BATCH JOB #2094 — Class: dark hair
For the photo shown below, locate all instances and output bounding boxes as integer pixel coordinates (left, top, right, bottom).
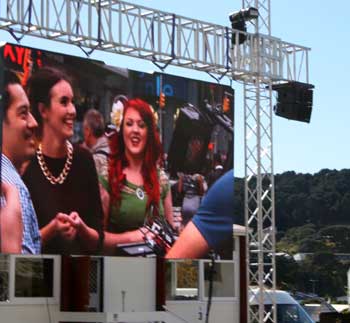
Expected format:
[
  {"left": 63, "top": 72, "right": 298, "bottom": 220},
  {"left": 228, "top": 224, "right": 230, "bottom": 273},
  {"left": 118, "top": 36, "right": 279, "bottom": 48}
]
[
  {"left": 83, "top": 109, "right": 105, "bottom": 138},
  {"left": 3, "top": 70, "right": 21, "bottom": 118},
  {"left": 109, "top": 98, "right": 162, "bottom": 216},
  {"left": 26, "top": 66, "right": 72, "bottom": 132}
]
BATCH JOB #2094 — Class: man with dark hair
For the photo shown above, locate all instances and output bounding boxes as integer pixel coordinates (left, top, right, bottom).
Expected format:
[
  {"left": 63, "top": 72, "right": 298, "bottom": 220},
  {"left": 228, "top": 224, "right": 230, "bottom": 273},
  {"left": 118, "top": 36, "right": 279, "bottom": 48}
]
[
  {"left": 1, "top": 70, "right": 41, "bottom": 253},
  {"left": 82, "top": 108, "right": 109, "bottom": 181}
]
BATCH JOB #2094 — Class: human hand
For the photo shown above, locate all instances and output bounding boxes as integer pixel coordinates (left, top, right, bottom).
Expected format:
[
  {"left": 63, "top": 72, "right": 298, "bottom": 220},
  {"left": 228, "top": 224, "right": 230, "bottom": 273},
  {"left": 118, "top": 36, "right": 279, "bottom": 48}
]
[
  {"left": 55, "top": 212, "right": 77, "bottom": 241},
  {"left": 66, "top": 212, "right": 88, "bottom": 238},
  {"left": 121, "top": 227, "right": 155, "bottom": 243},
  {"left": 138, "top": 227, "right": 155, "bottom": 242},
  {"left": 99, "top": 183, "right": 110, "bottom": 229},
  {"left": 68, "top": 211, "right": 82, "bottom": 228}
]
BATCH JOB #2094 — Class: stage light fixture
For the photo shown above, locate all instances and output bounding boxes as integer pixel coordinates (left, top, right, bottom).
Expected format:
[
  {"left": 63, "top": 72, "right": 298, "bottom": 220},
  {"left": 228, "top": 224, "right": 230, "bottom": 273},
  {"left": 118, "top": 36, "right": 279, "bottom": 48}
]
[
  {"left": 229, "top": 7, "right": 258, "bottom": 45},
  {"left": 272, "top": 81, "right": 315, "bottom": 123}
]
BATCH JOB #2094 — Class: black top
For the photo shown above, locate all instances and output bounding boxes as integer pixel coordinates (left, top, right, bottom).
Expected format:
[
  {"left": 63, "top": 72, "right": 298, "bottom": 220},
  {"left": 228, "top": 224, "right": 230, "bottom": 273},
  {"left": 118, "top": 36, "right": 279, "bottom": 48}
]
[{"left": 23, "top": 145, "right": 104, "bottom": 255}]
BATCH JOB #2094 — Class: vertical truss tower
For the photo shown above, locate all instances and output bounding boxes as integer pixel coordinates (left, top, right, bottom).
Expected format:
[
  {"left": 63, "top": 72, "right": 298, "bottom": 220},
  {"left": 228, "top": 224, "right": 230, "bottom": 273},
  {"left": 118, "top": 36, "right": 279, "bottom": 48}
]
[
  {"left": 242, "top": 1, "right": 276, "bottom": 322},
  {"left": 0, "top": 1, "right": 311, "bottom": 322}
]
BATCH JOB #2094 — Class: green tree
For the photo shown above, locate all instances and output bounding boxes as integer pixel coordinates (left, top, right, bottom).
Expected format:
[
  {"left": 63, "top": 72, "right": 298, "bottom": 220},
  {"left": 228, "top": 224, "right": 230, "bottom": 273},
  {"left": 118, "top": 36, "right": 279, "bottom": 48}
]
[
  {"left": 276, "top": 255, "right": 299, "bottom": 291},
  {"left": 276, "top": 224, "right": 317, "bottom": 254},
  {"left": 318, "top": 225, "right": 350, "bottom": 252},
  {"left": 301, "top": 252, "right": 347, "bottom": 298}
]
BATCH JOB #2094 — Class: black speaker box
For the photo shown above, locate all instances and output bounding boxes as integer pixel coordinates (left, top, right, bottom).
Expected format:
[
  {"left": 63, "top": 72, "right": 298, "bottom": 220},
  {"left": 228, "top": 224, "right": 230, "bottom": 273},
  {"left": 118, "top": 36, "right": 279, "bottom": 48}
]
[
  {"left": 272, "top": 81, "right": 314, "bottom": 123},
  {"left": 274, "top": 102, "right": 312, "bottom": 123}
]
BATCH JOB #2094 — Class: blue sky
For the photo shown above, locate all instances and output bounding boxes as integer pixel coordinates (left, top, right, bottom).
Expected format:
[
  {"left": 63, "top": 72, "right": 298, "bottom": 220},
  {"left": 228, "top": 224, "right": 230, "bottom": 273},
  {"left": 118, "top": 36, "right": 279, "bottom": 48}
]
[{"left": 1, "top": 0, "right": 349, "bottom": 177}]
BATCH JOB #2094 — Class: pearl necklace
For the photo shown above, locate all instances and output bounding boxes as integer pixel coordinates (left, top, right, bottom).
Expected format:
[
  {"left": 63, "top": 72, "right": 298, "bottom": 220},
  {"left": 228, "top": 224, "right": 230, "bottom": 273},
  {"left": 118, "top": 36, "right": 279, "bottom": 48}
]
[{"left": 36, "top": 141, "right": 73, "bottom": 185}]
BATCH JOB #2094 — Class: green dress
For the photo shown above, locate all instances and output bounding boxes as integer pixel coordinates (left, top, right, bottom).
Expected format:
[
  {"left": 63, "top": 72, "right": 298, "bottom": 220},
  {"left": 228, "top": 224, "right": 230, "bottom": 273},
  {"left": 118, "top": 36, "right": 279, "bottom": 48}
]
[{"left": 103, "top": 169, "right": 170, "bottom": 233}]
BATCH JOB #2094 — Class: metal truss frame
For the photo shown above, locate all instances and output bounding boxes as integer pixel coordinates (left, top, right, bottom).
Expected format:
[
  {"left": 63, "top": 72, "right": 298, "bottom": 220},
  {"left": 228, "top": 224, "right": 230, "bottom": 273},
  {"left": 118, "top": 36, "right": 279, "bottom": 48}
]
[
  {"left": 0, "top": 1, "right": 311, "bottom": 323},
  {"left": 244, "top": 0, "right": 271, "bottom": 35},
  {"left": 244, "top": 78, "right": 277, "bottom": 323},
  {"left": 0, "top": 0, "right": 309, "bottom": 82},
  {"left": 243, "top": 1, "right": 276, "bottom": 322}
]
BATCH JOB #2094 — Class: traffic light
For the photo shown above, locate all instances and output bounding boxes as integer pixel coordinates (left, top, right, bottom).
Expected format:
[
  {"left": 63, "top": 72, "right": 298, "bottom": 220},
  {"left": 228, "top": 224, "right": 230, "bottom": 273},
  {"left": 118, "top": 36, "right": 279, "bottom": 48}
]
[
  {"left": 159, "top": 92, "right": 166, "bottom": 108},
  {"left": 223, "top": 96, "right": 230, "bottom": 112}
]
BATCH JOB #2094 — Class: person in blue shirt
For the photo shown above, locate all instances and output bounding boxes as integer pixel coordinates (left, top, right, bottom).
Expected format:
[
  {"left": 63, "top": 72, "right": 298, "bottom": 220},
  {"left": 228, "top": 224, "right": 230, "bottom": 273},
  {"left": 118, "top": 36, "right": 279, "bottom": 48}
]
[
  {"left": 1, "top": 70, "right": 41, "bottom": 254},
  {"left": 166, "top": 169, "right": 234, "bottom": 258}
]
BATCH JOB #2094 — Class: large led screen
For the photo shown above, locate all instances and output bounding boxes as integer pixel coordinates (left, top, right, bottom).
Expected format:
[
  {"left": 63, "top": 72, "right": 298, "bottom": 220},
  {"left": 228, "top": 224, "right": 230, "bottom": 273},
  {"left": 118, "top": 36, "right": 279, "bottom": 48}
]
[{"left": 0, "top": 43, "right": 234, "bottom": 259}]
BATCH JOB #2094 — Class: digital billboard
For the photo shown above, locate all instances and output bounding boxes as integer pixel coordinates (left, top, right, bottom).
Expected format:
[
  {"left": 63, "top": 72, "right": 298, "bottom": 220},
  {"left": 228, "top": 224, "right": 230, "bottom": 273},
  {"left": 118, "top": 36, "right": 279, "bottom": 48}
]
[{"left": 0, "top": 42, "right": 234, "bottom": 259}]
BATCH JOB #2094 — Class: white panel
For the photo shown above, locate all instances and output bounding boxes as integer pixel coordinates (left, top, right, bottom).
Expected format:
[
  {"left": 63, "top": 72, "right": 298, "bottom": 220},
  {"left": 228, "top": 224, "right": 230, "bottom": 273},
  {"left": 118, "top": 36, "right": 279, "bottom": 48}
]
[
  {"left": 103, "top": 257, "right": 156, "bottom": 312},
  {"left": 0, "top": 304, "right": 60, "bottom": 323}
]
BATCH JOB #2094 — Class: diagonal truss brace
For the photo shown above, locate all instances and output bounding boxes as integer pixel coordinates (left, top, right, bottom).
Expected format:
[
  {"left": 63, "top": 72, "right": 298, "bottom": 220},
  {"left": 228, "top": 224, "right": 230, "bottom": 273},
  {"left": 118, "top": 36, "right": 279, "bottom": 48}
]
[{"left": 0, "top": 0, "right": 309, "bottom": 83}]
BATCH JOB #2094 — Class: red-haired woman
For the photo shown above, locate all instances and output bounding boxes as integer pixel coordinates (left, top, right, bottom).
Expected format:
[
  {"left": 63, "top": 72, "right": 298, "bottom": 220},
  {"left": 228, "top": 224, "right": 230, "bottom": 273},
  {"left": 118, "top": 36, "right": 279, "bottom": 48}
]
[{"left": 102, "top": 98, "right": 174, "bottom": 254}]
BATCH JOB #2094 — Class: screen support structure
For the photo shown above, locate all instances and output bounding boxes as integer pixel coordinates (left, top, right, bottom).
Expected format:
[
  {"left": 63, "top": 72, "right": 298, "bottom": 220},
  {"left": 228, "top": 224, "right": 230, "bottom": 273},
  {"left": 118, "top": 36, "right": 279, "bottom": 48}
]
[
  {"left": 243, "top": 2, "right": 276, "bottom": 323},
  {"left": 0, "top": 1, "right": 310, "bottom": 322}
]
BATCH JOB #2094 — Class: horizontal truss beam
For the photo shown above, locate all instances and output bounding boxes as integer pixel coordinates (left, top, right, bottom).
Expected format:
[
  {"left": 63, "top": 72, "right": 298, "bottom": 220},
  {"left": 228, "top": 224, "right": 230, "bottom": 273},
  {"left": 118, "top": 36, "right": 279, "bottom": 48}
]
[{"left": 0, "top": 0, "right": 309, "bottom": 83}]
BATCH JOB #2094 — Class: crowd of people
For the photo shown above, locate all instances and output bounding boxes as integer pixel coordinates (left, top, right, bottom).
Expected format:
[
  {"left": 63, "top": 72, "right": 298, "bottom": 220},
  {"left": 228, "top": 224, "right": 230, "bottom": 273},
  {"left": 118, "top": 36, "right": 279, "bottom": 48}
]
[{"left": 0, "top": 66, "right": 234, "bottom": 259}]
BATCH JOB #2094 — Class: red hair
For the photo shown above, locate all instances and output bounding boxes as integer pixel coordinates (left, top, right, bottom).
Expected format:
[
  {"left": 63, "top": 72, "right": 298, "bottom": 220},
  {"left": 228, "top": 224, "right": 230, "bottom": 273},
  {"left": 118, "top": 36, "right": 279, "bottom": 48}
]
[{"left": 108, "top": 98, "right": 162, "bottom": 217}]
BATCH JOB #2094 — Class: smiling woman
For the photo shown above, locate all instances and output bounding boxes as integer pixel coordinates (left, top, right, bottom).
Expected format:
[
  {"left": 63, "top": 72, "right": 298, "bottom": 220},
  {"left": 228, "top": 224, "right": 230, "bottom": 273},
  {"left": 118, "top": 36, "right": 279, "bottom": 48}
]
[
  {"left": 102, "top": 98, "right": 174, "bottom": 255},
  {"left": 22, "top": 67, "right": 104, "bottom": 255}
]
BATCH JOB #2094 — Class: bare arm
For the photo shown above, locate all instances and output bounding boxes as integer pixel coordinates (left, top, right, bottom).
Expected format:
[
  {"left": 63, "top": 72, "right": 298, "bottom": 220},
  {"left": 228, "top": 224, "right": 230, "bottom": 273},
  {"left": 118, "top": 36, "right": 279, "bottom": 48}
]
[
  {"left": 197, "top": 174, "right": 205, "bottom": 196},
  {"left": 40, "top": 212, "right": 77, "bottom": 246},
  {"left": 0, "top": 183, "right": 22, "bottom": 253},
  {"left": 167, "top": 170, "right": 234, "bottom": 259},
  {"left": 165, "top": 221, "right": 209, "bottom": 259},
  {"left": 163, "top": 189, "right": 174, "bottom": 227},
  {"left": 40, "top": 221, "right": 57, "bottom": 246},
  {"left": 43, "top": 211, "right": 104, "bottom": 253},
  {"left": 68, "top": 212, "right": 100, "bottom": 251},
  {"left": 99, "top": 183, "right": 110, "bottom": 230},
  {"left": 177, "top": 174, "right": 183, "bottom": 194}
]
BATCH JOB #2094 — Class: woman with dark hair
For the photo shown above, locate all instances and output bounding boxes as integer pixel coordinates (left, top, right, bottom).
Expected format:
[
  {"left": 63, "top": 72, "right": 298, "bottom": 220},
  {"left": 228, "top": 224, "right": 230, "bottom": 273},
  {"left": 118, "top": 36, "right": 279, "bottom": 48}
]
[
  {"left": 102, "top": 98, "right": 174, "bottom": 253},
  {"left": 23, "top": 66, "right": 104, "bottom": 255}
]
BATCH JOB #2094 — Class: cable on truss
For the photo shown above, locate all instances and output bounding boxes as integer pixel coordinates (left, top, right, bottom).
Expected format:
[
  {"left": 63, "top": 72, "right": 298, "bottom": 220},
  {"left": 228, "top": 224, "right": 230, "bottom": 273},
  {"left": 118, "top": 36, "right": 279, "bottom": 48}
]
[
  {"left": 205, "top": 72, "right": 221, "bottom": 84},
  {"left": 205, "top": 27, "right": 232, "bottom": 84},
  {"left": 151, "top": 14, "right": 176, "bottom": 71},
  {"left": 7, "top": 0, "right": 33, "bottom": 43},
  {"left": 76, "top": 0, "right": 103, "bottom": 57}
]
